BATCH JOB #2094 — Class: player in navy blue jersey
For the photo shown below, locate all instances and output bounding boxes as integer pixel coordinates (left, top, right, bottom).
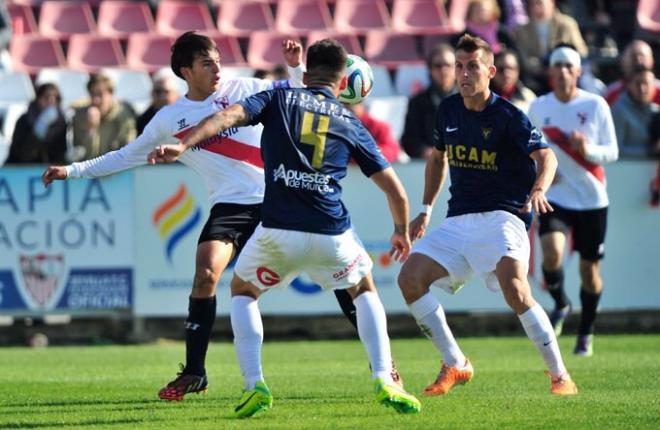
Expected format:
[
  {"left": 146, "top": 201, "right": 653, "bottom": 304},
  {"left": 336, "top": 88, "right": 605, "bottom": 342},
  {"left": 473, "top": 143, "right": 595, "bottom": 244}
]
[
  {"left": 397, "top": 34, "right": 578, "bottom": 396},
  {"left": 148, "top": 39, "right": 421, "bottom": 417}
]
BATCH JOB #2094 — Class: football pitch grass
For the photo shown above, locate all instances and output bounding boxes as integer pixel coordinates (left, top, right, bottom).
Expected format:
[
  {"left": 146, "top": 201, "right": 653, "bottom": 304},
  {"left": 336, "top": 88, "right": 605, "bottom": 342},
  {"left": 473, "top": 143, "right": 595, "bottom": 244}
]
[{"left": 1, "top": 334, "right": 658, "bottom": 429}]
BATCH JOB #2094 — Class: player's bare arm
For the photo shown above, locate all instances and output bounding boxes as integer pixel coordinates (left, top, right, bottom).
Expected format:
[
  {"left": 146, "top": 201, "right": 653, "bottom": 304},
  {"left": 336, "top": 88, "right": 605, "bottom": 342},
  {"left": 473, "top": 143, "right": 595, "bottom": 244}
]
[
  {"left": 41, "top": 165, "right": 68, "bottom": 187},
  {"left": 370, "top": 167, "right": 411, "bottom": 262},
  {"left": 410, "top": 148, "right": 447, "bottom": 240},
  {"left": 522, "top": 147, "right": 557, "bottom": 214},
  {"left": 147, "top": 104, "right": 249, "bottom": 164}
]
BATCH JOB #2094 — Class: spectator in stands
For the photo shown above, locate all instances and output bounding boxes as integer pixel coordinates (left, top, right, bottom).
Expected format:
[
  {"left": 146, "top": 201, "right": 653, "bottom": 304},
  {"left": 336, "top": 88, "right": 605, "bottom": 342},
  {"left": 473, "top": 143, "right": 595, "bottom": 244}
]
[
  {"left": 0, "top": 2, "right": 12, "bottom": 71},
  {"left": 254, "top": 65, "right": 288, "bottom": 81},
  {"left": 401, "top": 43, "right": 456, "bottom": 159},
  {"left": 137, "top": 68, "right": 180, "bottom": 135},
  {"left": 0, "top": 2, "right": 11, "bottom": 49},
  {"left": 499, "top": 0, "right": 528, "bottom": 30},
  {"left": 651, "top": 112, "right": 660, "bottom": 159},
  {"left": 71, "top": 73, "right": 137, "bottom": 160},
  {"left": 491, "top": 49, "right": 536, "bottom": 112},
  {"left": 513, "top": 0, "right": 587, "bottom": 94},
  {"left": 6, "top": 83, "right": 67, "bottom": 164},
  {"left": 452, "top": 0, "right": 515, "bottom": 55},
  {"left": 346, "top": 102, "right": 401, "bottom": 163},
  {"left": 611, "top": 66, "right": 660, "bottom": 159},
  {"left": 604, "top": 40, "right": 660, "bottom": 106}
]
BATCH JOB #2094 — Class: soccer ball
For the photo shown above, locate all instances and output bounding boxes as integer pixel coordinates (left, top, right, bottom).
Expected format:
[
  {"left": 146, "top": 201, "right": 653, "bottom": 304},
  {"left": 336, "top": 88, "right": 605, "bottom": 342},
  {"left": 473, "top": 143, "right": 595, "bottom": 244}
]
[{"left": 338, "top": 54, "right": 374, "bottom": 105}]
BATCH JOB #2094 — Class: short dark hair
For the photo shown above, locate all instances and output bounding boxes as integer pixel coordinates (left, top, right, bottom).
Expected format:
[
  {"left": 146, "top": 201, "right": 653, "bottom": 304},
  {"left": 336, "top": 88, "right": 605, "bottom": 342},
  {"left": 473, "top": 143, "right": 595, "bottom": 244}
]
[
  {"left": 426, "top": 42, "right": 454, "bottom": 69},
  {"left": 306, "top": 38, "right": 347, "bottom": 82},
  {"left": 494, "top": 49, "right": 519, "bottom": 67},
  {"left": 35, "top": 82, "right": 61, "bottom": 103},
  {"left": 170, "top": 31, "right": 217, "bottom": 79},
  {"left": 87, "top": 73, "right": 113, "bottom": 94},
  {"left": 455, "top": 34, "right": 494, "bottom": 65}
]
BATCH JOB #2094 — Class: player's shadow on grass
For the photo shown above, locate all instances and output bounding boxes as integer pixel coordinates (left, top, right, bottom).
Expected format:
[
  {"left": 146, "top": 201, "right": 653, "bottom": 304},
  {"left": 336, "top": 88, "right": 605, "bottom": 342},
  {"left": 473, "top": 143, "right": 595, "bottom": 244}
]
[
  {"left": 0, "top": 417, "right": 147, "bottom": 429},
  {"left": 0, "top": 398, "right": 160, "bottom": 410},
  {"left": 0, "top": 393, "right": 236, "bottom": 411}
]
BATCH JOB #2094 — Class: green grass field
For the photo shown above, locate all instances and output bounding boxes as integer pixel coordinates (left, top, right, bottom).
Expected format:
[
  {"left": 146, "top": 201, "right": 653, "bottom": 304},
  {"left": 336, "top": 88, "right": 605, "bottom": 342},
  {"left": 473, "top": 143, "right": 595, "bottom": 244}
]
[{"left": 0, "top": 335, "right": 659, "bottom": 429}]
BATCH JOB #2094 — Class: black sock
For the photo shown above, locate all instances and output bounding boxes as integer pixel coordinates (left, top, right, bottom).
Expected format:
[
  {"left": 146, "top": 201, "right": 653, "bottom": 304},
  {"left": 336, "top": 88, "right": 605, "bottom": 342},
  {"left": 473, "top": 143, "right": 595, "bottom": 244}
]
[
  {"left": 543, "top": 267, "right": 570, "bottom": 309},
  {"left": 578, "top": 289, "right": 601, "bottom": 336},
  {"left": 184, "top": 296, "right": 216, "bottom": 376},
  {"left": 334, "top": 289, "right": 358, "bottom": 330}
]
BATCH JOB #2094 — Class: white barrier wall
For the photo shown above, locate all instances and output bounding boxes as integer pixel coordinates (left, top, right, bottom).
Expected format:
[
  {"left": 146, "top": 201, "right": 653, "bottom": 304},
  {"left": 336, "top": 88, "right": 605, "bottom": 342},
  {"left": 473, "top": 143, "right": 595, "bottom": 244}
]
[{"left": 1, "top": 161, "right": 658, "bottom": 316}]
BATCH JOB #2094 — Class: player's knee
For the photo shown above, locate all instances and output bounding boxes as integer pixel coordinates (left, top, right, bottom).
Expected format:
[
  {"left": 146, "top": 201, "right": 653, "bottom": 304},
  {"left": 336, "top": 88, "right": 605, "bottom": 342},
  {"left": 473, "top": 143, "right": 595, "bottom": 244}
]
[
  {"left": 397, "top": 267, "right": 427, "bottom": 301},
  {"left": 230, "top": 274, "right": 260, "bottom": 299},
  {"left": 193, "top": 267, "right": 220, "bottom": 296},
  {"left": 503, "top": 287, "right": 531, "bottom": 314},
  {"left": 542, "top": 250, "right": 562, "bottom": 270}
]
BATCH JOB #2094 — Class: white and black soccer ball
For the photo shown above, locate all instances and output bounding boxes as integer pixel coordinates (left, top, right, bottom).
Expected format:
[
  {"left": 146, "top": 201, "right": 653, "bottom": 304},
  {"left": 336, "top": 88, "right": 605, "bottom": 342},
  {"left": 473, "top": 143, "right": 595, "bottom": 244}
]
[{"left": 338, "top": 54, "right": 374, "bottom": 105}]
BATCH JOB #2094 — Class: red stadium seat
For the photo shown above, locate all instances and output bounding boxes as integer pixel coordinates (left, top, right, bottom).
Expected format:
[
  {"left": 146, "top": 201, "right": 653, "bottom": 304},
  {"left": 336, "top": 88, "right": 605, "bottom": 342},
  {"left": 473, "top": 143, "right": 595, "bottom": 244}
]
[
  {"left": 637, "top": 0, "right": 660, "bottom": 34},
  {"left": 67, "top": 34, "right": 126, "bottom": 72},
  {"left": 391, "top": 0, "right": 454, "bottom": 35},
  {"left": 5, "top": 0, "right": 44, "bottom": 6},
  {"left": 216, "top": 0, "right": 275, "bottom": 38},
  {"left": 7, "top": 4, "right": 38, "bottom": 35},
  {"left": 306, "top": 30, "right": 363, "bottom": 57},
  {"left": 334, "top": 0, "right": 390, "bottom": 34},
  {"left": 9, "top": 34, "right": 66, "bottom": 75},
  {"left": 126, "top": 33, "right": 174, "bottom": 73},
  {"left": 364, "top": 31, "right": 421, "bottom": 69},
  {"left": 97, "top": 1, "right": 155, "bottom": 39},
  {"left": 203, "top": 31, "right": 247, "bottom": 66},
  {"left": 275, "top": 0, "right": 333, "bottom": 36},
  {"left": 247, "top": 31, "right": 301, "bottom": 70},
  {"left": 38, "top": 1, "right": 96, "bottom": 41},
  {"left": 156, "top": 0, "right": 215, "bottom": 37}
]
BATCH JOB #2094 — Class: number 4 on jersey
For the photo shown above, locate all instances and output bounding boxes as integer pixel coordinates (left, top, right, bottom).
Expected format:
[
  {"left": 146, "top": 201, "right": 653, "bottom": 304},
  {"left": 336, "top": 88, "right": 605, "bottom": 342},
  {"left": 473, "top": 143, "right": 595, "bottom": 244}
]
[{"left": 300, "top": 111, "right": 329, "bottom": 168}]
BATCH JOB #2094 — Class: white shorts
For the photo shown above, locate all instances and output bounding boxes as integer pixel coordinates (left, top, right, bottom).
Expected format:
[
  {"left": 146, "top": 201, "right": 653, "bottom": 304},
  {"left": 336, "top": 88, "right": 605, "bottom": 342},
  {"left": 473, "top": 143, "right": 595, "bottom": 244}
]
[
  {"left": 411, "top": 210, "right": 529, "bottom": 293},
  {"left": 234, "top": 224, "right": 373, "bottom": 290}
]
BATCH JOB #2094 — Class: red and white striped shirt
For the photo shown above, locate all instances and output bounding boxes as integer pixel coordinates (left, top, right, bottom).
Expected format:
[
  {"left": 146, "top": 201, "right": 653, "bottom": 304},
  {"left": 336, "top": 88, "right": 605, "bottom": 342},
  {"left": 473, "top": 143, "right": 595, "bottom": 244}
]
[
  {"left": 528, "top": 89, "right": 618, "bottom": 210},
  {"left": 67, "top": 72, "right": 302, "bottom": 206}
]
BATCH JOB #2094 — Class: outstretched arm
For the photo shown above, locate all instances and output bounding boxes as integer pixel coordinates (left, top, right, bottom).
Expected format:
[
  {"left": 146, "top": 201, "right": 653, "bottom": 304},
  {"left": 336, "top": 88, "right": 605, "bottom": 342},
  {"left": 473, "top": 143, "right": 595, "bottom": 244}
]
[
  {"left": 410, "top": 147, "right": 447, "bottom": 240},
  {"left": 369, "top": 166, "right": 411, "bottom": 262},
  {"left": 147, "top": 103, "right": 249, "bottom": 164},
  {"left": 521, "top": 147, "right": 557, "bottom": 214}
]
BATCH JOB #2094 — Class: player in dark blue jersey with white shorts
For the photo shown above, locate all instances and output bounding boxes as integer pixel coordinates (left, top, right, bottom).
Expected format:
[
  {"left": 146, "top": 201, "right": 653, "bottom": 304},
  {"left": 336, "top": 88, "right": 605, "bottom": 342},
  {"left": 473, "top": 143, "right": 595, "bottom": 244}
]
[
  {"left": 148, "top": 39, "right": 421, "bottom": 417},
  {"left": 397, "top": 35, "right": 578, "bottom": 396}
]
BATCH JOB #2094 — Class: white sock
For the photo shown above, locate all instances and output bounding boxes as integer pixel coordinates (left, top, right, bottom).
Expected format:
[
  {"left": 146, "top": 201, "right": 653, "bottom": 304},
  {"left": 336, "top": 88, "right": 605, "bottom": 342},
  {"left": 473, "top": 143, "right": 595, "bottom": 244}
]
[
  {"left": 408, "top": 292, "right": 465, "bottom": 367},
  {"left": 353, "top": 291, "right": 393, "bottom": 382},
  {"left": 230, "top": 295, "right": 264, "bottom": 390},
  {"left": 518, "top": 303, "right": 567, "bottom": 378}
]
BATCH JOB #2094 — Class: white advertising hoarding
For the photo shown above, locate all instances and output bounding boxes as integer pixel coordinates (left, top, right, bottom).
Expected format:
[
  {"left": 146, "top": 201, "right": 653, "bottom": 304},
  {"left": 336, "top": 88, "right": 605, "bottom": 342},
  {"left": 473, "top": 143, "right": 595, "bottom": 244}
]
[{"left": 131, "top": 161, "right": 660, "bottom": 315}]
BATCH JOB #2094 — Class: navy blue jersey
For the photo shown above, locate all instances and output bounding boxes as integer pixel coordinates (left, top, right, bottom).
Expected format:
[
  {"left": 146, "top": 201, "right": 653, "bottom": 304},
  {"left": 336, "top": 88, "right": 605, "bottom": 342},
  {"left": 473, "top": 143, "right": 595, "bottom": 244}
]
[
  {"left": 432, "top": 93, "right": 547, "bottom": 228},
  {"left": 238, "top": 87, "right": 390, "bottom": 235}
]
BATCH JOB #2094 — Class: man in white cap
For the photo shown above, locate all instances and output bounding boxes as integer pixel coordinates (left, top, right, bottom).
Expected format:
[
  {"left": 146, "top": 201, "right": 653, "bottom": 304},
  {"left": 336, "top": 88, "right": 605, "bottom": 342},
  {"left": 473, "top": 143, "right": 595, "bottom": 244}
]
[{"left": 528, "top": 44, "right": 618, "bottom": 357}]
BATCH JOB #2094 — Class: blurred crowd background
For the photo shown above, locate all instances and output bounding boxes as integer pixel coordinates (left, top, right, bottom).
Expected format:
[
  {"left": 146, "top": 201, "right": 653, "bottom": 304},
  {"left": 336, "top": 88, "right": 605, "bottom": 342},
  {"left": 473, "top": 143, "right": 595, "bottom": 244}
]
[{"left": 0, "top": 0, "right": 659, "bottom": 166}]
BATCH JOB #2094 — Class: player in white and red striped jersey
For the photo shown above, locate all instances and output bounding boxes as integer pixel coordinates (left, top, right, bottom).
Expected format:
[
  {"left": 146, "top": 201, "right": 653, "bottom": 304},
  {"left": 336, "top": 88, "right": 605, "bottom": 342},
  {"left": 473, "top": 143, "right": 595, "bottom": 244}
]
[
  {"left": 41, "top": 31, "right": 305, "bottom": 400},
  {"left": 528, "top": 44, "right": 618, "bottom": 357}
]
